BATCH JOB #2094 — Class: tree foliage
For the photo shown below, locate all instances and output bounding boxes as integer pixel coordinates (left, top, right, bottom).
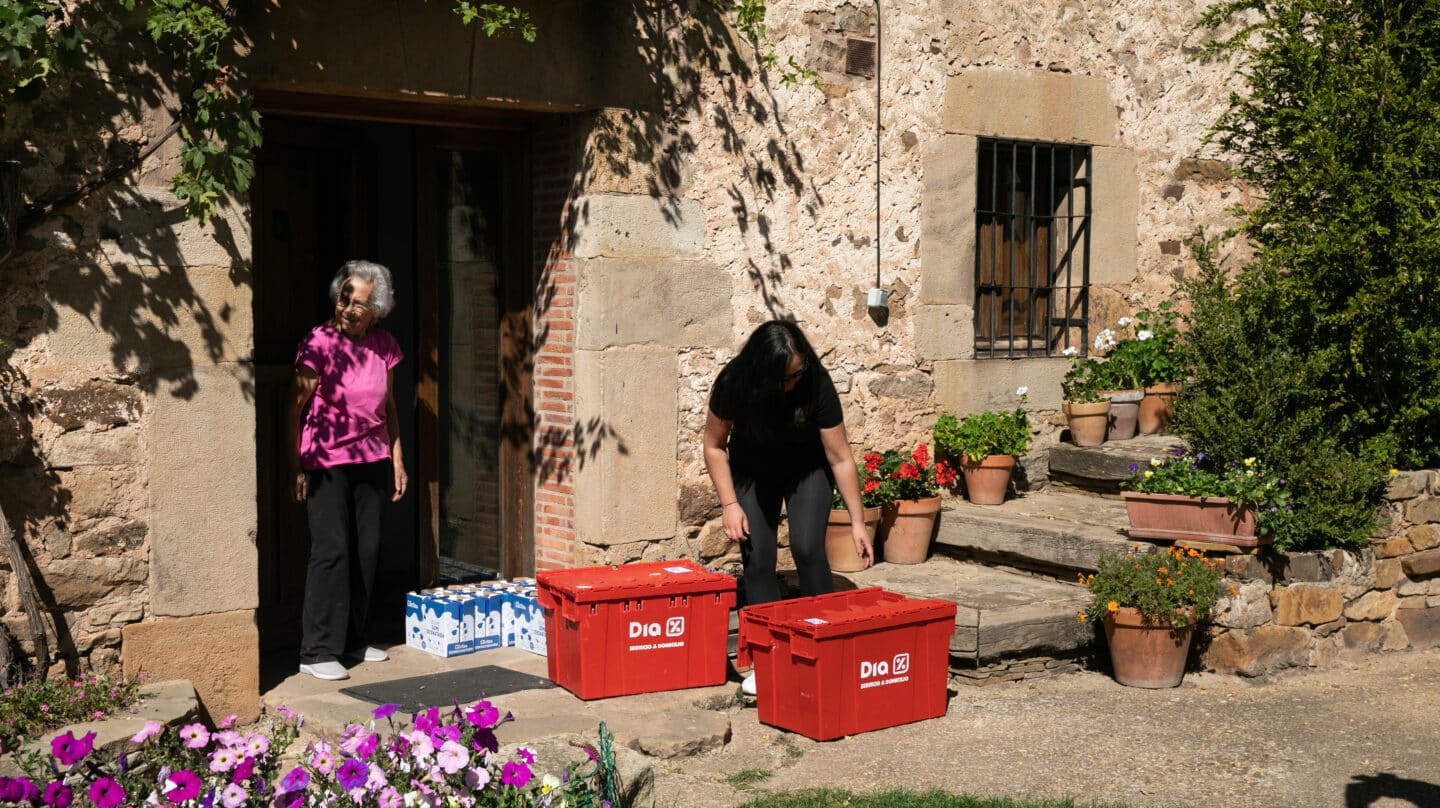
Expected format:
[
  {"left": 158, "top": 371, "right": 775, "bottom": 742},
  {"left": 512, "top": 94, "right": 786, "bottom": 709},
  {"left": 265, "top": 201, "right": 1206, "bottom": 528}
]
[{"left": 1198, "top": 0, "right": 1440, "bottom": 469}]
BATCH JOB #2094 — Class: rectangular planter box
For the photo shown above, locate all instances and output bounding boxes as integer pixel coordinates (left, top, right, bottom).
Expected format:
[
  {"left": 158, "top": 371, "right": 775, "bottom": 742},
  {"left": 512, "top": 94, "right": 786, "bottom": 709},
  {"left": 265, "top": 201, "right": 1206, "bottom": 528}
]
[{"left": 1121, "top": 491, "right": 1267, "bottom": 548}]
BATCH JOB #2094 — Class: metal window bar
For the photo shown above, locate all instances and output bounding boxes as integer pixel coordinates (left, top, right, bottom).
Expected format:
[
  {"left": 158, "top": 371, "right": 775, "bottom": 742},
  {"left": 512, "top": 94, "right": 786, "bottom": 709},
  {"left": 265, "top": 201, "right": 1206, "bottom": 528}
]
[{"left": 974, "top": 138, "right": 1092, "bottom": 359}]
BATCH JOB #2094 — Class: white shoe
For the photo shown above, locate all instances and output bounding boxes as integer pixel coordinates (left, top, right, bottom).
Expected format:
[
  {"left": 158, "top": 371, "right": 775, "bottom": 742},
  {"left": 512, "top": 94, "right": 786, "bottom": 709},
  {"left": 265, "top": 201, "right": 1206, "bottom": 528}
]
[
  {"left": 345, "top": 646, "right": 389, "bottom": 663},
  {"left": 741, "top": 672, "right": 757, "bottom": 697},
  {"left": 299, "top": 661, "right": 350, "bottom": 681}
]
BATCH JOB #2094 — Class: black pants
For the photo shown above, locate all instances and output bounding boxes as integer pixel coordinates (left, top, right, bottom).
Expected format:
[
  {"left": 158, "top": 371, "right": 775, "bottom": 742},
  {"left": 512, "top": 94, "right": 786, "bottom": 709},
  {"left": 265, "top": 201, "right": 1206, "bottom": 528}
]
[
  {"left": 301, "top": 460, "right": 389, "bottom": 664},
  {"left": 735, "top": 466, "right": 834, "bottom": 607}
]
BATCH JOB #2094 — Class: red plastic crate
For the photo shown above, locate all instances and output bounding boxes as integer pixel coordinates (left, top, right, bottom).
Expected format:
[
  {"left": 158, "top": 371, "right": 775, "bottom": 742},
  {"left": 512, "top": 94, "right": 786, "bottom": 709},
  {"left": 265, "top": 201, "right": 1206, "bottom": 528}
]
[
  {"left": 738, "top": 587, "right": 957, "bottom": 740},
  {"left": 536, "top": 560, "right": 736, "bottom": 699}
]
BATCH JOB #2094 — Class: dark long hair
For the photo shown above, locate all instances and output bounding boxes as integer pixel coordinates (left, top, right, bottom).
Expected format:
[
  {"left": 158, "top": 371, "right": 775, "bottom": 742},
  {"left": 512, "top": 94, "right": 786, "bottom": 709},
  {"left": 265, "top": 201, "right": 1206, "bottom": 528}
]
[{"left": 714, "top": 320, "right": 823, "bottom": 438}]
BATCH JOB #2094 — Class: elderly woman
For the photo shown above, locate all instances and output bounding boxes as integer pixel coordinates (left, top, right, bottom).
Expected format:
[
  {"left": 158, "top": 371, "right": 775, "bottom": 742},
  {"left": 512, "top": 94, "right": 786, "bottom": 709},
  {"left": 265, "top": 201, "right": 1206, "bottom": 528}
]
[{"left": 287, "top": 260, "right": 408, "bottom": 681}]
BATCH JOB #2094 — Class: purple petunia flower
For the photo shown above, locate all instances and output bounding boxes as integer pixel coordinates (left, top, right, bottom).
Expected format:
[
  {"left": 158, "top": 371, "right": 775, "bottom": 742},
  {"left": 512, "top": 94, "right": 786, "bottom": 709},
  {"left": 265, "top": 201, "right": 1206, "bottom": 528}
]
[
  {"left": 501, "top": 761, "right": 533, "bottom": 788},
  {"left": 465, "top": 700, "right": 500, "bottom": 728},
  {"left": 50, "top": 731, "right": 96, "bottom": 766},
  {"left": 279, "top": 767, "right": 309, "bottom": 793},
  {"left": 471, "top": 727, "right": 499, "bottom": 755},
  {"left": 42, "top": 781, "right": 73, "bottom": 808},
  {"left": 373, "top": 703, "right": 400, "bottom": 721},
  {"left": 415, "top": 707, "right": 441, "bottom": 734},
  {"left": 89, "top": 777, "right": 125, "bottom": 808},
  {"left": 516, "top": 746, "right": 536, "bottom": 765},
  {"left": 1195, "top": 451, "right": 1206, "bottom": 461},
  {"left": 232, "top": 756, "right": 255, "bottom": 783},
  {"left": 166, "top": 769, "right": 202, "bottom": 802},
  {"left": 355, "top": 732, "right": 379, "bottom": 760},
  {"left": 1, "top": 778, "right": 39, "bottom": 804},
  {"left": 336, "top": 757, "right": 369, "bottom": 791}
]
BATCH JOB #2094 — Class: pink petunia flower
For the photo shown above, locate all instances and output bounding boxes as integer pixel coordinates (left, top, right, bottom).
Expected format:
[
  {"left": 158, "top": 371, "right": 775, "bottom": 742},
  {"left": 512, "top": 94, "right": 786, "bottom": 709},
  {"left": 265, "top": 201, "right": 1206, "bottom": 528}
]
[{"left": 179, "top": 723, "right": 210, "bottom": 749}]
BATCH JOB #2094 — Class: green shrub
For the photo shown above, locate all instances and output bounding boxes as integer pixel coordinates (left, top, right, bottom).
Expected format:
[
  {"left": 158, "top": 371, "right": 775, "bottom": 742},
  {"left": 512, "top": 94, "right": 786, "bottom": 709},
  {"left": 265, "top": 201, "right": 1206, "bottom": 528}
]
[
  {"left": 1173, "top": 239, "right": 1387, "bottom": 550},
  {"left": 1199, "top": 0, "right": 1440, "bottom": 469},
  {"left": 0, "top": 671, "right": 142, "bottom": 753}
]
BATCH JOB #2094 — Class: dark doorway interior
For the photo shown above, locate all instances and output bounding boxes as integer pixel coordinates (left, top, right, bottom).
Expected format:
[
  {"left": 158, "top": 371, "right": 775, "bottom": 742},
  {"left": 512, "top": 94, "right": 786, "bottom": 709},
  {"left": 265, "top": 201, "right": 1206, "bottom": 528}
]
[{"left": 253, "top": 114, "right": 533, "bottom": 665}]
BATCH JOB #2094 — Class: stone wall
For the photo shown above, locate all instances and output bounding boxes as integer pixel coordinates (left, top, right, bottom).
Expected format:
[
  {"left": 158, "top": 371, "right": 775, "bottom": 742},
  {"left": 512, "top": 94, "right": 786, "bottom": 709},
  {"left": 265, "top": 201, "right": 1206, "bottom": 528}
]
[{"left": 1203, "top": 471, "right": 1440, "bottom": 675}]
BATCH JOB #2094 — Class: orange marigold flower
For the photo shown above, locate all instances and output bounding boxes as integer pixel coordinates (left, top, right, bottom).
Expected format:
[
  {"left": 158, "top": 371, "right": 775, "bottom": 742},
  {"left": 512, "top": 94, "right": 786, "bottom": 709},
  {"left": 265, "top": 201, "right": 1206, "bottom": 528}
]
[
  {"left": 1229, "top": 585, "right": 1237, "bottom": 595},
  {"left": 1107, "top": 601, "right": 1119, "bottom": 612},
  {"left": 1157, "top": 567, "right": 1168, "bottom": 575},
  {"left": 1076, "top": 612, "right": 1086, "bottom": 622}
]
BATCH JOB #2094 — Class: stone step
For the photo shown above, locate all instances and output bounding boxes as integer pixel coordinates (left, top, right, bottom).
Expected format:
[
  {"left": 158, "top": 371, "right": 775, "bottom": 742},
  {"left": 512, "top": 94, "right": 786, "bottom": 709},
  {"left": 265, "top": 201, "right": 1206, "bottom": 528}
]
[
  {"left": 836, "top": 556, "right": 1094, "bottom": 662},
  {"left": 1047, "top": 433, "right": 1187, "bottom": 494},
  {"left": 934, "top": 488, "right": 1142, "bottom": 574}
]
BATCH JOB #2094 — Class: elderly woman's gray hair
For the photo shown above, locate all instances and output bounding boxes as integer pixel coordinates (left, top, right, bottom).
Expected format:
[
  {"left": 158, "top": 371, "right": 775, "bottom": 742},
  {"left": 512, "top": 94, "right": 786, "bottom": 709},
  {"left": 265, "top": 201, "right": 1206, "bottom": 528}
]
[{"left": 329, "top": 260, "right": 396, "bottom": 319}]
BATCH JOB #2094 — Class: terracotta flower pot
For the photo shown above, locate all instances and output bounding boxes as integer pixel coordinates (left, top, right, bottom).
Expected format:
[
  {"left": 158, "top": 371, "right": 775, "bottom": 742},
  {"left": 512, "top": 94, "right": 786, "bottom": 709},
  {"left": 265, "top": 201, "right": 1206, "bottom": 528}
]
[
  {"left": 1098, "top": 389, "right": 1144, "bottom": 441},
  {"left": 961, "top": 454, "right": 1015, "bottom": 506},
  {"left": 1103, "top": 606, "right": 1195, "bottom": 688},
  {"left": 1063, "top": 400, "right": 1111, "bottom": 447},
  {"left": 1122, "top": 491, "right": 1265, "bottom": 548},
  {"left": 879, "top": 496, "right": 941, "bottom": 564},
  {"left": 824, "top": 506, "right": 881, "bottom": 572},
  {"left": 1138, "top": 382, "right": 1180, "bottom": 434}
]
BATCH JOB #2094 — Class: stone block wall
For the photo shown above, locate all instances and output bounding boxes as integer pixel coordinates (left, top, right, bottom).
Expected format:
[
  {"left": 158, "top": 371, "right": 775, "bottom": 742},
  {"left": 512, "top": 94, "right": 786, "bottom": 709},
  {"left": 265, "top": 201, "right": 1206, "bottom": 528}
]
[{"left": 1202, "top": 471, "right": 1440, "bottom": 675}]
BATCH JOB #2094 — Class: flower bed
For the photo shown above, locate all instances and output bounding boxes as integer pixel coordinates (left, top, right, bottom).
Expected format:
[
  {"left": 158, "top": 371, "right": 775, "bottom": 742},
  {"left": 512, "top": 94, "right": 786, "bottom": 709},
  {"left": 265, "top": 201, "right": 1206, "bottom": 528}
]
[{"left": 1, "top": 697, "right": 620, "bottom": 807}]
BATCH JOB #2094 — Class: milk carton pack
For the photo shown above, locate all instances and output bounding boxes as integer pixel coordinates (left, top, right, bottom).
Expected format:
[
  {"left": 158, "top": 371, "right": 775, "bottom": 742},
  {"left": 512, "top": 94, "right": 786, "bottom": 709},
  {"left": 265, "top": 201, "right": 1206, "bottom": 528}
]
[
  {"left": 469, "top": 585, "right": 504, "bottom": 651},
  {"left": 405, "top": 589, "right": 475, "bottom": 657},
  {"left": 504, "top": 585, "right": 546, "bottom": 656}
]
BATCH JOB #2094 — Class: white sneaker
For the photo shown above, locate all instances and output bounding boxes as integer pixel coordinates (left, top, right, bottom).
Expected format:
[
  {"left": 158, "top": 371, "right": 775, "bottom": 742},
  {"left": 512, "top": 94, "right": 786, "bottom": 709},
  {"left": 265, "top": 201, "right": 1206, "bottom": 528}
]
[
  {"left": 344, "top": 646, "right": 389, "bottom": 663},
  {"left": 299, "top": 661, "right": 350, "bottom": 681},
  {"left": 741, "top": 672, "right": 757, "bottom": 697}
]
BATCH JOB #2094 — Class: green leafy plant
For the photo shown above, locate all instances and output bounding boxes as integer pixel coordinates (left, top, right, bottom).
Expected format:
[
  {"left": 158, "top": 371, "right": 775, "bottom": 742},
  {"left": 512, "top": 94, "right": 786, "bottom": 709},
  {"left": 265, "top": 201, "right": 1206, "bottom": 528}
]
[
  {"left": 877, "top": 444, "right": 956, "bottom": 501},
  {"left": 0, "top": 671, "right": 142, "bottom": 754},
  {"left": 831, "top": 453, "right": 892, "bottom": 510},
  {"left": 1081, "top": 545, "right": 1225, "bottom": 630},
  {"left": 1174, "top": 235, "right": 1389, "bottom": 551},
  {"left": 0, "top": 0, "right": 81, "bottom": 104},
  {"left": 1123, "top": 448, "right": 1295, "bottom": 543},
  {"left": 933, "top": 391, "right": 1031, "bottom": 464},
  {"left": 1089, "top": 305, "right": 1184, "bottom": 391},
  {"left": 454, "top": 3, "right": 537, "bottom": 41},
  {"left": 1061, "top": 353, "right": 1107, "bottom": 404}
]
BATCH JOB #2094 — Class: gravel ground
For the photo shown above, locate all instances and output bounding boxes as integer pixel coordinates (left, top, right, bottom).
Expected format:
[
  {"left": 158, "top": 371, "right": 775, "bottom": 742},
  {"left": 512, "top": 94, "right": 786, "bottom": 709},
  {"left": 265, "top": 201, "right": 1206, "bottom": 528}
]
[{"left": 640, "top": 647, "right": 1440, "bottom": 808}]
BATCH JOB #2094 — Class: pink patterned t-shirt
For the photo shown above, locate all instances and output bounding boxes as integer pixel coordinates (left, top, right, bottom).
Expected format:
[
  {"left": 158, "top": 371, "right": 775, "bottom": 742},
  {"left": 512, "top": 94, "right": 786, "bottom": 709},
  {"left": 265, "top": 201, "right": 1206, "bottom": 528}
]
[{"left": 295, "top": 323, "right": 403, "bottom": 471}]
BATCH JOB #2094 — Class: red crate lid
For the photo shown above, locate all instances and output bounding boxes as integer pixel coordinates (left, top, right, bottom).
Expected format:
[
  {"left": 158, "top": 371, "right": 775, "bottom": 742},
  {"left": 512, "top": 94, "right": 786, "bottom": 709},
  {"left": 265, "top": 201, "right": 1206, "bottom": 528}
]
[
  {"left": 758, "top": 587, "right": 956, "bottom": 639},
  {"left": 536, "top": 560, "right": 736, "bottom": 603}
]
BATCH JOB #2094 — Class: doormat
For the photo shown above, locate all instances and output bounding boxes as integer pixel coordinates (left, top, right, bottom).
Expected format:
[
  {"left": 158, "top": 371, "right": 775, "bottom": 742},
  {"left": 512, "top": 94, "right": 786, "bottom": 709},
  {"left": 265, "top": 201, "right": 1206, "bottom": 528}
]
[{"left": 339, "top": 665, "right": 557, "bottom": 712}]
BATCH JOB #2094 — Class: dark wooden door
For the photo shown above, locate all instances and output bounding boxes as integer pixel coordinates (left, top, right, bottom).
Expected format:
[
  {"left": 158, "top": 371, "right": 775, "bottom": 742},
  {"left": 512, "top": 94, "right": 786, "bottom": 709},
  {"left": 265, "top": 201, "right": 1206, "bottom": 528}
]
[{"left": 252, "top": 118, "right": 375, "bottom": 652}]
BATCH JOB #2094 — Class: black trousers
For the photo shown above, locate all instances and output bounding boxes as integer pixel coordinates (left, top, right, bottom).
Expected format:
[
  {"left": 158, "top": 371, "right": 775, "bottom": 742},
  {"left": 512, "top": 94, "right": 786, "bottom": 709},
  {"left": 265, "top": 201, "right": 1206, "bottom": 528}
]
[
  {"left": 735, "top": 465, "right": 834, "bottom": 607},
  {"left": 301, "top": 460, "right": 389, "bottom": 664}
]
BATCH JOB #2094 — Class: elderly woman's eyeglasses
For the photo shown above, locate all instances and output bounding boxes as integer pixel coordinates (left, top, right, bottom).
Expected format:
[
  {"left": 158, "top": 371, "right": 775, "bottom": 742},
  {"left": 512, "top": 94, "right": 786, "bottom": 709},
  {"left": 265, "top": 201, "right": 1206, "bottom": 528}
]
[{"left": 337, "top": 298, "right": 373, "bottom": 314}]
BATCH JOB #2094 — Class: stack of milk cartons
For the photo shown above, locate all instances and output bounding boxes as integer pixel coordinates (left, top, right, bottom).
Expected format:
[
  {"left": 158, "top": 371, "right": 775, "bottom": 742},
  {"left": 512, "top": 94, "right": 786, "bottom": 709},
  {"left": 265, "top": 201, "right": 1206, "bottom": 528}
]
[
  {"left": 404, "top": 579, "right": 545, "bottom": 658},
  {"left": 404, "top": 587, "right": 475, "bottom": 658},
  {"left": 500, "top": 578, "right": 545, "bottom": 656}
]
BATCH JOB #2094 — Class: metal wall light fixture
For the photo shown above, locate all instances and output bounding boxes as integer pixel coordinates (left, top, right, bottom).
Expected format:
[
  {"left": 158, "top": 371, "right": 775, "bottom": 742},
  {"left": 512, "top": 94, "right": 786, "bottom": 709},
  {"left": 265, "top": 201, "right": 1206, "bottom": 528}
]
[{"left": 865, "top": 0, "right": 889, "bottom": 310}]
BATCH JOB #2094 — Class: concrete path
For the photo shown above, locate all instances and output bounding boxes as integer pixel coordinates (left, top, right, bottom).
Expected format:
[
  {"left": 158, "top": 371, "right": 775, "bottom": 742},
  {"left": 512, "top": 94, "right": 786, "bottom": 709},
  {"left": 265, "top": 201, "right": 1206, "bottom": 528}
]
[{"left": 263, "top": 642, "right": 1440, "bottom": 808}]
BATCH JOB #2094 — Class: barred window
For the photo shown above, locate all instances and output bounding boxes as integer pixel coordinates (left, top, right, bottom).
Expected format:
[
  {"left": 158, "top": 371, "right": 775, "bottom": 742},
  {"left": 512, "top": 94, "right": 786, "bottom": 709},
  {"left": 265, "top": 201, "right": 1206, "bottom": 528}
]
[{"left": 975, "top": 138, "right": 1092, "bottom": 358}]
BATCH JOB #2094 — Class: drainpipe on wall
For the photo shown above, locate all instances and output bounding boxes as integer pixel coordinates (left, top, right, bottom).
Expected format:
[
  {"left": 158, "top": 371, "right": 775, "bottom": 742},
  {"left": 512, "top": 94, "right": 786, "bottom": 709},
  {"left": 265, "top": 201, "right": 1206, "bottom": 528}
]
[{"left": 865, "top": 0, "right": 889, "bottom": 313}]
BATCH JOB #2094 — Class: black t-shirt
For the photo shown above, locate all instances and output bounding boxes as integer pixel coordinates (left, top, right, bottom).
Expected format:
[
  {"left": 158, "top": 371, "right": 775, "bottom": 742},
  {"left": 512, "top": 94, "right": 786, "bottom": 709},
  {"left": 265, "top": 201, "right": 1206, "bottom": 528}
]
[{"left": 709, "top": 364, "right": 844, "bottom": 478}]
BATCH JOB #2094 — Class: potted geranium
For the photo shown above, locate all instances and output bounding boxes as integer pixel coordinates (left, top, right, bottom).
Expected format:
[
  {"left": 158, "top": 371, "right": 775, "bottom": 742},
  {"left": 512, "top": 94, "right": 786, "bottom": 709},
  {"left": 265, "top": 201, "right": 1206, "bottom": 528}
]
[
  {"left": 1121, "top": 449, "right": 1293, "bottom": 548},
  {"left": 1061, "top": 348, "right": 1111, "bottom": 447},
  {"left": 826, "top": 453, "right": 892, "bottom": 572},
  {"left": 876, "top": 444, "right": 956, "bottom": 564},
  {"left": 1092, "top": 321, "right": 1145, "bottom": 441},
  {"left": 1129, "top": 304, "right": 1185, "bottom": 433},
  {"left": 1081, "top": 545, "right": 1224, "bottom": 688},
  {"left": 932, "top": 388, "right": 1031, "bottom": 505}
]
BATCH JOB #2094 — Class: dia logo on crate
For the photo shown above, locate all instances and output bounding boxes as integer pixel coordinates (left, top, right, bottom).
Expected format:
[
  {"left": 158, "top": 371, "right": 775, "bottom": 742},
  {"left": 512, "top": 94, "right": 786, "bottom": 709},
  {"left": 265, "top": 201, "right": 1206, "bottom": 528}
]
[
  {"left": 859, "top": 652, "right": 911, "bottom": 689},
  {"left": 629, "top": 616, "right": 685, "bottom": 639}
]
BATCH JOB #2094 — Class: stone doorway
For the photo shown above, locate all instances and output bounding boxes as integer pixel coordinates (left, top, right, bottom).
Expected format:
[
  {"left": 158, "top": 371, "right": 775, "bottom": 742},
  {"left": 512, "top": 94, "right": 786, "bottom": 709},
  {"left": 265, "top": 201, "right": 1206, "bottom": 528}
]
[{"left": 250, "top": 103, "right": 537, "bottom": 666}]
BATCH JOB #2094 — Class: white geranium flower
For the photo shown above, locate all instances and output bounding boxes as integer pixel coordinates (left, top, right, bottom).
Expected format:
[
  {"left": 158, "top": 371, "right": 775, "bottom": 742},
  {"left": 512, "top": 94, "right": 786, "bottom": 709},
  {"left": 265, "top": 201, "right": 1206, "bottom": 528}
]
[
  {"left": 1117, "top": 317, "right": 1133, "bottom": 327},
  {"left": 1016, "top": 386, "right": 1028, "bottom": 396},
  {"left": 1137, "top": 330, "right": 1154, "bottom": 341},
  {"left": 1063, "top": 346, "right": 1079, "bottom": 357}
]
